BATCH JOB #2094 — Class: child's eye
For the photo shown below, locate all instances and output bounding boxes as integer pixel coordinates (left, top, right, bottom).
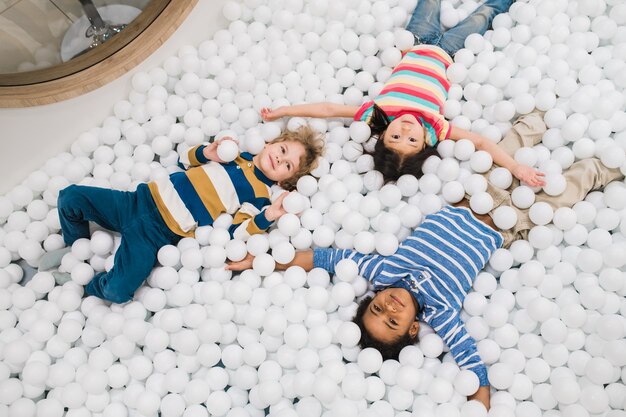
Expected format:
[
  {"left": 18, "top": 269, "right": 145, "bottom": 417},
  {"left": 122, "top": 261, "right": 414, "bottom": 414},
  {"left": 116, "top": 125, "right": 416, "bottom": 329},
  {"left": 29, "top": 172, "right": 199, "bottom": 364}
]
[
  {"left": 287, "top": 163, "right": 291, "bottom": 170},
  {"left": 392, "top": 135, "right": 400, "bottom": 140},
  {"left": 390, "top": 319, "right": 398, "bottom": 325},
  {"left": 409, "top": 137, "right": 416, "bottom": 142},
  {"left": 281, "top": 146, "right": 286, "bottom": 154},
  {"left": 374, "top": 305, "right": 382, "bottom": 312}
]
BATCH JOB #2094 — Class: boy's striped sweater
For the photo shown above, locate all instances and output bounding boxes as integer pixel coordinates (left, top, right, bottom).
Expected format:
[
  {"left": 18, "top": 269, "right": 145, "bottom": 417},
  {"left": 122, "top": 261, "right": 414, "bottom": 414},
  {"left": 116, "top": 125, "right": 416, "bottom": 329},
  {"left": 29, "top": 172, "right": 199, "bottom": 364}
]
[{"left": 148, "top": 144, "right": 274, "bottom": 240}]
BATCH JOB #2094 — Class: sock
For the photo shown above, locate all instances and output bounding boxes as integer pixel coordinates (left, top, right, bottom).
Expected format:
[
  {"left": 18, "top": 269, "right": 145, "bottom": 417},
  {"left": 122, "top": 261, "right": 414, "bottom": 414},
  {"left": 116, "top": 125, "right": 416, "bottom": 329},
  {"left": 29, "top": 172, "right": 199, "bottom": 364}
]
[
  {"left": 52, "top": 271, "right": 72, "bottom": 285},
  {"left": 38, "top": 247, "right": 71, "bottom": 271}
]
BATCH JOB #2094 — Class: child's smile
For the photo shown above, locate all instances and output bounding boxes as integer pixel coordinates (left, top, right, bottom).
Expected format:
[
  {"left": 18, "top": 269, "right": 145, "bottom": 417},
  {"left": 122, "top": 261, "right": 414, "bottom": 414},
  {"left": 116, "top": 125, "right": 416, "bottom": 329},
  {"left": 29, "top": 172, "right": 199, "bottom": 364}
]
[
  {"left": 363, "top": 288, "right": 420, "bottom": 344},
  {"left": 254, "top": 141, "right": 305, "bottom": 183}
]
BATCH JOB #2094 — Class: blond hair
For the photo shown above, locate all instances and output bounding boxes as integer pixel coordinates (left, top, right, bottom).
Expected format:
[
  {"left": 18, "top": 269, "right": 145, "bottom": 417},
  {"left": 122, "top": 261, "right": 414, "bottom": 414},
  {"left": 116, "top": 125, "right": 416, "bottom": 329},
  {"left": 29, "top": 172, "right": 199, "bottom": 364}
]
[{"left": 270, "top": 125, "right": 325, "bottom": 191}]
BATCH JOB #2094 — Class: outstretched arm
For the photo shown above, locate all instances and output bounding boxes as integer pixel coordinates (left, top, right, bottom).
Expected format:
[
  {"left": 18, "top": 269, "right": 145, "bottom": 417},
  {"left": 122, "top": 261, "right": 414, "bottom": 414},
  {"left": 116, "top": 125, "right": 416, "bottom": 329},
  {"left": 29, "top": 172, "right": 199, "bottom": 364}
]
[
  {"left": 448, "top": 125, "right": 545, "bottom": 187},
  {"left": 261, "top": 103, "right": 360, "bottom": 121},
  {"left": 227, "top": 248, "right": 388, "bottom": 282},
  {"left": 226, "top": 250, "right": 313, "bottom": 272},
  {"left": 427, "top": 308, "right": 490, "bottom": 409},
  {"left": 469, "top": 386, "right": 491, "bottom": 410}
]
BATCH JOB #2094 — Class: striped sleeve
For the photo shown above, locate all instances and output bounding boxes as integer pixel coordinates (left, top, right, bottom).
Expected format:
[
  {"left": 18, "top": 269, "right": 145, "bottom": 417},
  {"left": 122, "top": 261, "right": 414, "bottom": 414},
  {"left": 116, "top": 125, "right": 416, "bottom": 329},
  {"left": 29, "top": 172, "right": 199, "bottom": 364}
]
[
  {"left": 228, "top": 201, "right": 273, "bottom": 240},
  {"left": 179, "top": 144, "right": 209, "bottom": 168},
  {"left": 313, "top": 248, "right": 385, "bottom": 281},
  {"left": 354, "top": 100, "right": 374, "bottom": 122},
  {"left": 427, "top": 309, "right": 488, "bottom": 386}
]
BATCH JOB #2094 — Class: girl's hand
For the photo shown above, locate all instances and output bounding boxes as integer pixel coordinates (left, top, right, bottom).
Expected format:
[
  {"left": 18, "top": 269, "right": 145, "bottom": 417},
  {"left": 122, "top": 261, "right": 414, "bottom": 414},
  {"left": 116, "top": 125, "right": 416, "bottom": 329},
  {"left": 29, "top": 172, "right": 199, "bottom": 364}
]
[
  {"left": 468, "top": 386, "right": 490, "bottom": 410},
  {"left": 203, "top": 137, "right": 238, "bottom": 163},
  {"left": 264, "top": 192, "right": 288, "bottom": 221},
  {"left": 225, "top": 252, "right": 255, "bottom": 271},
  {"left": 512, "top": 164, "right": 546, "bottom": 187},
  {"left": 261, "top": 107, "right": 285, "bottom": 121}
]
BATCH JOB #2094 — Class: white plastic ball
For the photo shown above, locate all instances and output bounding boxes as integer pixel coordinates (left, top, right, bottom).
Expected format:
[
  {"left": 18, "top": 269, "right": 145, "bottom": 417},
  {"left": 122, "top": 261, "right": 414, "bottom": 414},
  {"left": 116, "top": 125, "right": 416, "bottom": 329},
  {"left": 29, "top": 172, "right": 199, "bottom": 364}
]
[
  {"left": 469, "top": 192, "right": 494, "bottom": 215},
  {"left": 217, "top": 140, "right": 239, "bottom": 162}
]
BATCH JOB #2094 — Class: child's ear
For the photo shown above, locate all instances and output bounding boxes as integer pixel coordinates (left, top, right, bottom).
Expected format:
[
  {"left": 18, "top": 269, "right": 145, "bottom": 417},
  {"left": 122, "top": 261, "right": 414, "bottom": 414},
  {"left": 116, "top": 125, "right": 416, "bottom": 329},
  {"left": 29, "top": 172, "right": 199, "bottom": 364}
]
[{"left": 408, "top": 320, "right": 419, "bottom": 339}]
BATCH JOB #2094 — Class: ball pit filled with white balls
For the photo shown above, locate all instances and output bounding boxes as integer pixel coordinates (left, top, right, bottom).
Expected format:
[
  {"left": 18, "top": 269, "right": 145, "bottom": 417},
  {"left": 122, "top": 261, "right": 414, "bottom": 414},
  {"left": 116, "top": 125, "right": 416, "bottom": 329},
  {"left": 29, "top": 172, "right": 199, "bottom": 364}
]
[{"left": 2, "top": 0, "right": 626, "bottom": 416}]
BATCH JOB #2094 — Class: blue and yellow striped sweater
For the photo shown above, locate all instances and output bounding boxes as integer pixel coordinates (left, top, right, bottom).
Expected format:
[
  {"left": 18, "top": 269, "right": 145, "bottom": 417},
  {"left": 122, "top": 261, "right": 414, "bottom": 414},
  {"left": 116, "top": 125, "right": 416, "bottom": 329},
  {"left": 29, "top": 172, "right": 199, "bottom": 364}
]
[{"left": 148, "top": 144, "right": 274, "bottom": 240}]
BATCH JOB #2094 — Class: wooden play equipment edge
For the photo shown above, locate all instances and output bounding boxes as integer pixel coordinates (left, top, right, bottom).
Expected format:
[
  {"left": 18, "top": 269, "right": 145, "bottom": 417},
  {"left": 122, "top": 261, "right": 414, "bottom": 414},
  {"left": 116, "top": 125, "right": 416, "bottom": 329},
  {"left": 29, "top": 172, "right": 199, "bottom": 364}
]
[{"left": 0, "top": 0, "right": 198, "bottom": 108}]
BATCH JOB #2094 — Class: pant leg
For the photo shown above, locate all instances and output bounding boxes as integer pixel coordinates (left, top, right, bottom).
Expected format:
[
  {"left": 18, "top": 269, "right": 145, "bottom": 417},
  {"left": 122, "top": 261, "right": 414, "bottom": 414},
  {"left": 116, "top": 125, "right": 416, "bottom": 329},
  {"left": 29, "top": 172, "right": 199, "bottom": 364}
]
[
  {"left": 534, "top": 159, "right": 625, "bottom": 209},
  {"left": 479, "top": 112, "right": 547, "bottom": 247},
  {"left": 438, "top": 0, "right": 514, "bottom": 55},
  {"left": 57, "top": 185, "right": 133, "bottom": 246},
  {"left": 486, "top": 111, "right": 547, "bottom": 200},
  {"left": 406, "top": 0, "right": 443, "bottom": 45},
  {"left": 85, "top": 233, "right": 158, "bottom": 304},
  {"left": 496, "top": 111, "right": 546, "bottom": 158},
  {"left": 84, "top": 185, "right": 180, "bottom": 303},
  {"left": 500, "top": 159, "right": 625, "bottom": 248}
]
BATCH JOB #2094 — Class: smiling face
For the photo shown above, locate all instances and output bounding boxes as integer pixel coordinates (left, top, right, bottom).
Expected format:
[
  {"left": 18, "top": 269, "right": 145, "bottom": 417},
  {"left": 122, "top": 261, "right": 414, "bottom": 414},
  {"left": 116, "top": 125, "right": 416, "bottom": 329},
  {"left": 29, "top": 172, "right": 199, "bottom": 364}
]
[
  {"left": 362, "top": 288, "right": 420, "bottom": 344},
  {"left": 254, "top": 140, "right": 305, "bottom": 183},
  {"left": 382, "top": 113, "right": 426, "bottom": 157}
]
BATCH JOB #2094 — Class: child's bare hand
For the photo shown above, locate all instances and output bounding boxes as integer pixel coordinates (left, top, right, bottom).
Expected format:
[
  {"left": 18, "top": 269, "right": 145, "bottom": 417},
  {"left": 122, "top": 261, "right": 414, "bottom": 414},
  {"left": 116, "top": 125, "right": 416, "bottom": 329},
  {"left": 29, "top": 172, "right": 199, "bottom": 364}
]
[
  {"left": 225, "top": 252, "right": 255, "bottom": 271},
  {"left": 261, "top": 107, "right": 283, "bottom": 122},
  {"left": 264, "top": 192, "right": 288, "bottom": 221},
  {"left": 203, "top": 137, "right": 238, "bottom": 163},
  {"left": 512, "top": 164, "right": 545, "bottom": 187},
  {"left": 468, "top": 386, "right": 490, "bottom": 410}
]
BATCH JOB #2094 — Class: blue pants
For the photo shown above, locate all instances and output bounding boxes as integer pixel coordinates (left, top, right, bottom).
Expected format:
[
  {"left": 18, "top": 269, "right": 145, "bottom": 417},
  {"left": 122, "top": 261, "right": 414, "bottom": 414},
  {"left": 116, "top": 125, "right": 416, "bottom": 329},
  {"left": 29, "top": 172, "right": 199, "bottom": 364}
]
[
  {"left": 406, "top": 0, "right": 514, "bottom": 56},
  {"left": 57, "top": 184, "right": 181, "bottom": 303}
]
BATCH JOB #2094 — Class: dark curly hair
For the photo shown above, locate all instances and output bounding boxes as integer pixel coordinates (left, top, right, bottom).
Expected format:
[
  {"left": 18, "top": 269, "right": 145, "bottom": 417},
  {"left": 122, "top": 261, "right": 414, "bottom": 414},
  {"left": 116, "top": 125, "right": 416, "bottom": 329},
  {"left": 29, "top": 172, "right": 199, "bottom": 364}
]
[
  {"left": 367, "top": 103, "right": 440, "bottom": 183},
  {"left": 352, "top": 295, "right": 419, "bottom": 361}
]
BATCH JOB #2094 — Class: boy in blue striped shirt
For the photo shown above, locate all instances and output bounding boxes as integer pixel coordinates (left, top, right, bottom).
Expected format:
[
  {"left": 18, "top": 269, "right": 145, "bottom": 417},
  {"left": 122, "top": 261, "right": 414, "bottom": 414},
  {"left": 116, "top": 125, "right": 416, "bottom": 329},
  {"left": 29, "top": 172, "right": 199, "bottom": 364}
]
[{"left": 41, "top": 126, "right": 324, "bottom": 303}]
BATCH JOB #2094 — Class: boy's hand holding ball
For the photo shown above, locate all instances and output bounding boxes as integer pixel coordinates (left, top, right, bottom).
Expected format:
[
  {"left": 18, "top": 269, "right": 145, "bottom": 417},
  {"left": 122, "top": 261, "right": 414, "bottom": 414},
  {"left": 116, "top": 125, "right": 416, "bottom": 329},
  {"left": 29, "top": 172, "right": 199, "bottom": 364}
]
[
  {"left": 216, "top": 139, "right": 239, "bottom": 163},
  {"left": 203, "top": 136, "right": 239, "bottom": 163},
  {"left": 265, "top": 192, "right": 289, "bottom": 221}
]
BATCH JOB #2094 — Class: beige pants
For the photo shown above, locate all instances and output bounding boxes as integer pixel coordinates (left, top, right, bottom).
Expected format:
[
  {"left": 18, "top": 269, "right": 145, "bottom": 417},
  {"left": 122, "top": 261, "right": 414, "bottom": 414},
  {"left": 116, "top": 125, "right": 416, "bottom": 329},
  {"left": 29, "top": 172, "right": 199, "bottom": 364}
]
[{"left": 483, "top": 112, "right": 625, "bottom": 248}]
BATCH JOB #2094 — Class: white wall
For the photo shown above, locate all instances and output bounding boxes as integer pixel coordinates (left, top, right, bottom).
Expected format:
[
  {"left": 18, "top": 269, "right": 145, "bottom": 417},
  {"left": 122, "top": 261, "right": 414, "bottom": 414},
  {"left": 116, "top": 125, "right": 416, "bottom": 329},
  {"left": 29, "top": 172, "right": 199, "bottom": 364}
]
[{"left": 0, "top": 0, "right": 228, "bottom": 194}]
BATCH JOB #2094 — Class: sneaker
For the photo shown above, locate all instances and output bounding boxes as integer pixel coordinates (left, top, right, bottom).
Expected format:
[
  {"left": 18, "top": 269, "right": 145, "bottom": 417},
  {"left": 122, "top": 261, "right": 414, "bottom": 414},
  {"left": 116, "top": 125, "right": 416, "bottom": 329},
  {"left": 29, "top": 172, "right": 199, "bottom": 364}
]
[
  {"left": 52, "top": 271, "right": 72, "bottom": 285},
  {"left": 38, "top": 247, "right": 71, "bottom": 271}
]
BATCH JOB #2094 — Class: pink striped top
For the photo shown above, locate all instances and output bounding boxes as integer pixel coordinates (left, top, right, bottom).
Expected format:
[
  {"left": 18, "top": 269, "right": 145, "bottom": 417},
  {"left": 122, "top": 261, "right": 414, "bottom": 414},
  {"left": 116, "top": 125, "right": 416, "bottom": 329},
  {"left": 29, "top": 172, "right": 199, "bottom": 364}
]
[{"left": 354, "top": 45, "right": 453, "bottom": 147}]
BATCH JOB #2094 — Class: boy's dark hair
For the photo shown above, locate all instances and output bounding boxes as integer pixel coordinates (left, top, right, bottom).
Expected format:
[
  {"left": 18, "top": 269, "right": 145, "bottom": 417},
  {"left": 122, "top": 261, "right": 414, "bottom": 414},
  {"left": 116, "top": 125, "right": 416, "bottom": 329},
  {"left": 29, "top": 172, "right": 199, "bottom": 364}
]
[
  {"left": 367, "top": 103, "right": 440, "bottom": 183},
  {"left": 352, "top": 295, "right": 419, "bottom": 361},
  {"left": 270, "top": 125, "right": 325, "bottom": 191}
]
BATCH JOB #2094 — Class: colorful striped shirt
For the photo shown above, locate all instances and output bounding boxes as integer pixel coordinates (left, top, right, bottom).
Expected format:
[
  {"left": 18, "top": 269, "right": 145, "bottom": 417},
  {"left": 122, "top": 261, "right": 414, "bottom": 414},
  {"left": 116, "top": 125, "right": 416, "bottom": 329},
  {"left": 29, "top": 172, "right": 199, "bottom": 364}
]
[
  {"left": 314, "top": 206, "right": 503, "bottom": 386},
  {"left": 148, "top": 144, "right": 274, "bottom": 240},
  {"left": 354, "top": 44, "right": 453, "bottom": 147}
]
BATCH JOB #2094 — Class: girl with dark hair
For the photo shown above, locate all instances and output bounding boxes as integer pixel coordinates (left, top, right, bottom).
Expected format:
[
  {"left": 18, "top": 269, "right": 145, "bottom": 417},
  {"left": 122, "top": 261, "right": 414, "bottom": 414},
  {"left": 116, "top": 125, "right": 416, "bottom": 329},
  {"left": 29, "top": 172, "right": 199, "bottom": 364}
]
[{"left": 261, "top": 0, "right": 544, "bottom": 185}]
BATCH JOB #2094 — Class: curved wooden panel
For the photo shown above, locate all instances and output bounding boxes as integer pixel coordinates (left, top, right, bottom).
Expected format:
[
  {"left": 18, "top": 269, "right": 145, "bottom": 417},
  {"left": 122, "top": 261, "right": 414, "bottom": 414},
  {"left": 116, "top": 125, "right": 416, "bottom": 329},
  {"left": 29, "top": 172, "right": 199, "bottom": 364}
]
[{"left": 0, "top": 0, "right": 198, "bottom": 107}]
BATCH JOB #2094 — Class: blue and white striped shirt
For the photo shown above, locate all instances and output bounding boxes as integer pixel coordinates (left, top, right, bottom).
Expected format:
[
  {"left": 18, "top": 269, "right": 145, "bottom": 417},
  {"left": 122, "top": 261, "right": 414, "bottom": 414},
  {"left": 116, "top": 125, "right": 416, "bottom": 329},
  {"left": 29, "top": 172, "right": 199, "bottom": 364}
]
[{"left": 314, "top": 205, "right": 503, "bottom": 385}]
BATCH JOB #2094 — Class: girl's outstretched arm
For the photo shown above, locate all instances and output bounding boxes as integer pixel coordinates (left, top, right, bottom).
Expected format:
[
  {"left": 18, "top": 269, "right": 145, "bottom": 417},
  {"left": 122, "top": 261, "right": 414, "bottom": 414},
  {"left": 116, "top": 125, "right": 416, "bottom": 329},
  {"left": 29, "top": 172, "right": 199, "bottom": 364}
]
[
  {"left": 469, "top": 386, "right": 491, "bottom": 410},
  {"left": 226, "top": 250, "right": 314, "bottom": 272},
  {"left": 448, "top": 125, "right": 546, "bottom": 187},
  {"left": 261, "top": 103, "right": 360, "bottom": 121}
]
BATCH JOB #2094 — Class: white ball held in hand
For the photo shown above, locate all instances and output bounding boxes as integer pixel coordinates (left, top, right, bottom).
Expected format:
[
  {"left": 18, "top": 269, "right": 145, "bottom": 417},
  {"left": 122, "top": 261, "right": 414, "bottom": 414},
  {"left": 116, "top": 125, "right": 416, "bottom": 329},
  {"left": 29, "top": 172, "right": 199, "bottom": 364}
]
[{"left": 217, "top": 140, "right": 239, "bottom": 163}]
